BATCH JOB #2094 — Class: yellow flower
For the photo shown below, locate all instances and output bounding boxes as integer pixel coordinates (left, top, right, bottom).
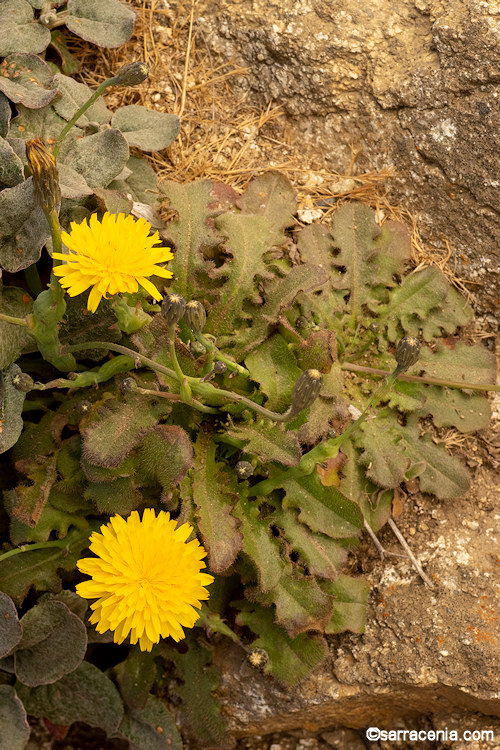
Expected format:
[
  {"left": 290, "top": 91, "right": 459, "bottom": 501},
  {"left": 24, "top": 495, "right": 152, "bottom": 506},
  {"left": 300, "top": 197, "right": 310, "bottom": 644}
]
[
  {"left": 52, "top": 212, "right": 173, "bottom": 313},
  {"left": 76, "top": 509, "right": 214, "bottom": 652}
]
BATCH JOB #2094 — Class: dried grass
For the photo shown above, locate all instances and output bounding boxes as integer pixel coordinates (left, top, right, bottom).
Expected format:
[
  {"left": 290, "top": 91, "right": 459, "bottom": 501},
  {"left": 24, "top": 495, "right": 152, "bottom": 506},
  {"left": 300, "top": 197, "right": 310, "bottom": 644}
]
[{"left": 65, "top": 0, "right": 471, "bottom": 292}]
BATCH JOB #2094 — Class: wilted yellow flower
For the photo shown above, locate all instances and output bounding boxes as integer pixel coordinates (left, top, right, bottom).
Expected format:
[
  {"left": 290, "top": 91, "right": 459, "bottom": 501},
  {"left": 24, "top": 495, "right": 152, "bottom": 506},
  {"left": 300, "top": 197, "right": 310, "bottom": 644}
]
[
  {"left": 76, "top": 509, "right": 214, "bottom": 651},
  {"left": 52, "top": 212, "right": 173, "bottom": 313},
  {"left": 26, "top": 137, "right": 61, "bottom": 214}
]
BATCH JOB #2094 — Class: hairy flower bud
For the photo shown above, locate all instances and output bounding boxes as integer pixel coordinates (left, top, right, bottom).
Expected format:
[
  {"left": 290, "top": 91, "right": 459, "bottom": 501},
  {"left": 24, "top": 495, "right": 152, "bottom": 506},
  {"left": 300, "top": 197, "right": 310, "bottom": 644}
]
[
  {"left": 184, "top": 300, "right": 207, "bottom": 333},
  {"left": 289, "top": 369, "right": 323, "bottom": 415},
  {"left": 235, "top": 460, "right": 254, "bottom": 480},
  {"left": 120, "top": 377, "right": 138, "bottom": 394},
  {"left": 25, "top": 138, "right": 61, "bottom": 215},
  {"left": 213, "top": 361, "right": 227, "bottom": 375},
  {"left": 161, "top": 293, "right": 186, "bottom": 326},
  {"left": 11, "top": 372, "right": 34, "bottom": 392},
  {"left": 111, "top": 62, "right": 149, "bottom": 87},
  {"left": 395, "top": 336, "right": 420, "bottom": 373}
]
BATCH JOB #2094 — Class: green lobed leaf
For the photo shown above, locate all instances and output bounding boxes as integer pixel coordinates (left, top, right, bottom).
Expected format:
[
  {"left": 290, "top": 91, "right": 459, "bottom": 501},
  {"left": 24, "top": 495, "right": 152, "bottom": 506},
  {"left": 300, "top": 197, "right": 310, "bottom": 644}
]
[
  {"left": 0, "top": 528, "right": 89, "bottom": 606},
  {"left": 0, "top": 592, "right": 22, "bottom": 658},
  {"left": 136, "top": 425, "right": 193, "bottom": 502},
  {"left": 0, "top": 137, "right": 24, "bottom": 188},
  {"left": 420, "top": 284, "right": 473, "bottom": 340},
  {"left": 58, "top": 128, "right": 129, "bottom": 189},
  {"left": 235, "top": 602, "right": 328, "bottom": 687},
  {"left": 0, "top": 179, "right": 51, "bottom": 273},
  {"left": 227, "top": 420, "right": 302, "bottom": 467},
  {"left": 117, "top": 695, "right": 182, "bottom": 750},
  {"left": 114, "top": 649, "right": 156, "bottom": 711},
  {"left": 355, "top": 412, "right": 470, "bottom": 499},
  {"left": 170, "top": 636, "right": 226, "bottom": 747},
  {"left": 111, "top": 105, "right": 180, "bottom": 151},
  {"left": 51, "top": 73, "right": 111, "bottom": 125},
  {"left": 0, "top": 364, "right": 26, "bottom": 456},
  {"left": 191, "top": 428, "right": 243, "bottom": 573},
  {"left": 0, "top": 1, "right": 50, "bottom": 57},
  {"left": 15, "top": 599, "right": 87, "bottom": 686},
  {"left": 322, "top": 574, "right": 370, "bottom": 635},
  {"left": 81, "top": 396, "right": 159, "bottom": 468},
  {"left": 419, "top": 386, "right": 491, "bottom": 432},
  {"left": 245, "top": 333, "right": 302, "bottom": 412},
  {"left": 0, "top": 685, "right": 30, "bottom": 750},
  {"left": 10, "top": 455, "right": 58, "bottom": 527},
  {"left": 417, "top": 341, "right": 497, "bottom": 385},
  {"left": 66, "top": 0, "right": 136, "bottom": 48},
  {"left": 16, "top": 660, "right": 124, "bottom": 734},
  {"left": 160, "top": 179, "right": 226, "bottom": 299},
  {"left": 0, "top": 285, "right": 34, "bottom": 369},
  {"left": 0, "top": 53, "right": 56, "bottom": 108},
  {"left": 252, "top": 574, "right": 335, "bottom": 638},
  {"left": 296, "top": 365, "right": 345, "bottom": 444},
  {"left": 208, "top": 212, "right": 284, "bottom": 338},
  {"left": 237, "top": 171, "right": 296, "bottom": 226},
  {"left": 225, "top": 263, "right": 328, "bottom": 359},
  {"left": 233, "top": 496, "right": 287, "bottom": 593},
  {"left": 340, "top": 441, "right": 392, "bottom": 533},
  {"left": 279, "top": 471, "right": 364, "bottom": 539},
  {"left": 329, "top": 203, "right": 410, "bottom": 325},
  {"left": 84, "top": 475, "right": 142, "bottom": 515},
  {"left": 275, "top": 507, "right": 348, "bottom": 579}
]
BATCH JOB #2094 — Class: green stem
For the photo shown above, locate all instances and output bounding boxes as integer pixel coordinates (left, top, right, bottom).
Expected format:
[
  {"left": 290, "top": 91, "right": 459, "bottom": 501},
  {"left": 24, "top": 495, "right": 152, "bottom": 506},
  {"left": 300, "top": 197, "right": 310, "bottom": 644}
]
[
  {"left": 65, "top": 341, "right": 297, "bottom": 422},
  {"left": 0, "top": 538, "right": 69, "bottom": 564},
  {"left": 53, "top": 79, "right": 111, "bottom": 158},
  {"left": 23, "top": 264, "right": 43, "bottom": 297},
  {"left": 195, "top": 332, "right": 250, "bottom": 377},
  {"left": 0, "top": 312, "right": 29, "bottom": 328},
  {"left": 341, "top": 361, "right": 500, "bottom": 392}
]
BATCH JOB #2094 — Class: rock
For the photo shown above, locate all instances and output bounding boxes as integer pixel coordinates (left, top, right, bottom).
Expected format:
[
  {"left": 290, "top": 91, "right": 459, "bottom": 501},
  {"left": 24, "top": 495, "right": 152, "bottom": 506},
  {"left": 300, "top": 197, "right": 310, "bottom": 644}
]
[
  {"left": 198, "top": 0, "right": 500, "bottom": 314},
  {"left": 212, "top": 467, "right": 499, "bottom": 739}
]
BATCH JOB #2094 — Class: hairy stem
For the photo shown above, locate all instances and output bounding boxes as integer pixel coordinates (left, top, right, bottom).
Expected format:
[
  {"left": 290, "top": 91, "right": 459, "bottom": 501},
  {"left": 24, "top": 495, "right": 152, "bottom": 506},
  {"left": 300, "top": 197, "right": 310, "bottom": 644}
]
[{"left": 341, "top": 361, "right": 500, "bottom": 392}]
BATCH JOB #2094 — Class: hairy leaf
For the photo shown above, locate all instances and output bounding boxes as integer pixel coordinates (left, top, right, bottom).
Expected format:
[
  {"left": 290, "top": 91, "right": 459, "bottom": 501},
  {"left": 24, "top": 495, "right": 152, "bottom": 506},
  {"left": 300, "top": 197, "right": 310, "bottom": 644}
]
[
  {"left": 280, "top": 471, "right": 364, "bottom": 539},
  {"left": 0, "top": 137, "right": 24, "bottom": 188},
  {"left": 0, "top": 0, "right": 50, "bottom": 56},
  {"left": 108, "top": 155, "right": 159, "bottom": 207},
  {"left": 111, "top": 105, "right": 180, "bottom": 152},
  {"left": 0, "top": 592, "right": 22, "bottom": 658},
  {"left": 322, "top": 574, "right": 370, "bottom": 634},
  {"left": 238, "top": 171, "right": 296, "bottom": 227},
  {"left": 15, "top": 599, "right": 87, "bottom": 686},
  {"left": 191, "top": 428, "right": 242, "bottom": 573},
  {"left": 51, "top": 73, "right": 111, "bottom": 125},
  {"left": 340, "top": 441, "right": 392, "bottom": 533},
  {"left": 228, "top": 420, "right": 302, "bottom": 467},
  {"left": 66, "top": 0, "right": 136, "bottom": 48},
  {"left": 0, "top": 53, "right": 55, "bottom": 108},
  {"left": 114, "top": 649, "right": 156, "bottom": 711},
  {"left": 136, "top": 424, "right": 193, "bottom": 502},
  {"left": 0, "top": 685, "right": 30, "bottom": 750},
  {"left": 420, "top": 386, "right": 490, "bottom": 432},
  {"left": 418, "top": 342, "right": 496, "bottom": 385},
  {"left": 117, "top": 695, "right": 182, "bottom": 750},
  {"left": 233, "top": 496, "right": 286, "bottom": 592},
  {"left": 0, "top": 286, "right": 34, "bottom": 369},
  {"left": 16, "top": 660, "right": 123, "bottom": 734},
  {"left": 11, "top": 455, "right": 57, "bottom": 527},
  {"left": 85, "top": 475, "right": 142, "bottom": 515},
  {"left": 0, "top": 92, "right": 11, "bottom": 136},
  {"left": 0, "top": 364, "right": 26, "bottom": 456},
  {"left": 170, "top": 636, "right": 226, "bottom": 747},
  {"left": 276, "top": 508, "right": 348, "bottom": 579},
  {"left": 245, "top": 333, "right": 302, "bottom": 412},
  {"left": 58, "top": 128, "right": 129, "bottom": 189},
  {"left": 0, "top": 179, "right": 51, "bottom": 272},
  {"left": 235, "top": 602, "right": 328, "bottom": 687}
]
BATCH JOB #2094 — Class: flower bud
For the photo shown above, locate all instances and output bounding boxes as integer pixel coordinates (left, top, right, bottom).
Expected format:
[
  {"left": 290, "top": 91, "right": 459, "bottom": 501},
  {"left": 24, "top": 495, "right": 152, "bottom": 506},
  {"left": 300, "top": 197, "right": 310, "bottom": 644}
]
[
  {"left": 184, "top": 300, "right": 207, "bottom": 333},
  {"left": 11, "top": 372, "right": 34, "bottom": 392},
  {"left": 161, "top": 293, "right": 186, "bottom": 326},
  {"left": 395, "top": 336, "right": 420, "bottom": 373},
  {"left": 247, "top": 647, "right": 268, "bottom": 672},
  {"left": 289, "top": 369, "right": 323, "bottom": 414},
  {"left": 25, "top": 138, "right": 61, "bottom": 215},
  {"left": 213, "top": 361, "right": 227, "bottom": 375},
  {"left": 235, "top": 461, "right": 253, "bottom": 480},
  {"left": 189, "top": 340, "right": 206, "bottom": 358},
  {"left": 120, "top": 377, "right": 138, "bottom": 394},
  {"left": 111, "top": 62, "right": 149, "bottom": 87}
]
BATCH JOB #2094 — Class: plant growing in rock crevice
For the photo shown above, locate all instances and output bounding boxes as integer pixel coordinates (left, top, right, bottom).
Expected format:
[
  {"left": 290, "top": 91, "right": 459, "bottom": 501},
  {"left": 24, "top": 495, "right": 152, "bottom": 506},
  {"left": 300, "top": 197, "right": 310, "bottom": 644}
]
[{"left": 0, "top": 56, "right": 497, "bottom": 749}]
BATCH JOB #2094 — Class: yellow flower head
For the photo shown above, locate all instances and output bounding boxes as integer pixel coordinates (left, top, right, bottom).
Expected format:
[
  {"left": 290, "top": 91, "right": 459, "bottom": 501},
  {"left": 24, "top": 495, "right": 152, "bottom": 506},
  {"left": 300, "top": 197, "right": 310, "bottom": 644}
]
[
  {"left": 52, "top": 212, "right": 173, "bottom": 313},
  {"left": 76, "top": 509, "right": 214, "bottom": 652}
]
